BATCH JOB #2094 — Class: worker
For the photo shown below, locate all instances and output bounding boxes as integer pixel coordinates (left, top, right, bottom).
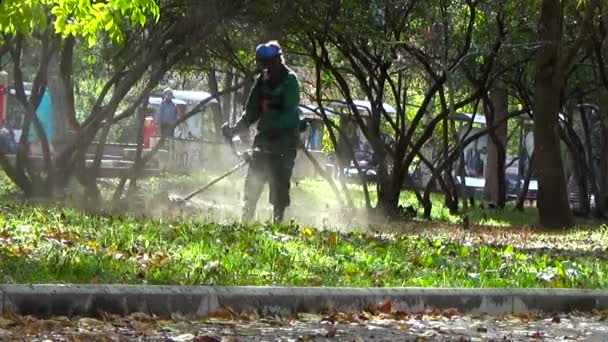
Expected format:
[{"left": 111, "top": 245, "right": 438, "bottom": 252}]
[
  {"left": 154, "top": 88, "right": 178, "bottom": 138},
  {"left": 222, "top": 41, "right": 302, "bottom": 223}
]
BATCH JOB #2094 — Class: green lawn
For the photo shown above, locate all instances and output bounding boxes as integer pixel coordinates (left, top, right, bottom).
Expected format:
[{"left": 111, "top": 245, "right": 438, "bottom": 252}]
[
  {"left": 1, "top": 171, "right": 608, "bottom": 288},
  {"left": 1, "top": 200, "right": 608, "bottom": 288}
]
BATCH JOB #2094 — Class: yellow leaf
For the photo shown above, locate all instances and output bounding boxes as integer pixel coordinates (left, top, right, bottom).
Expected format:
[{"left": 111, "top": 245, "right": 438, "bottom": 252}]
[
  {"left": 7, "top": 246, "right": 20, "bottom": 256},
  {"left": 87, "top": 240, "right": 100, "bottom": 250},
  {"left": 301, "top": 226, "right": 315, "bottom": 237},
  {"left": 510, "top": 312, "right": 530, "bottom": 321},
  {"left": 204, "top": 307, "right": 237, "bottom": 321},
  {"left": 152, "top": 251, "right": 168, "bottom": 264},
  {"left": 323, "top": 234, "right": 339, "bottom": 247}
]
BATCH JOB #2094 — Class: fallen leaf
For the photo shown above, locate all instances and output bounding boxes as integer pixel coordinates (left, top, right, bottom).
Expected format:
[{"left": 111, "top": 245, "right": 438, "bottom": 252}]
[
  {"left": 87, "top": 240, "right": 100, "bottom": 250},
  {"left": 89, "top": 275, "right": 102, "bottom": 284},
  {"left": 20, "top": 319, "right": 52, "bottom": 335},
  {"left": 358, "top": 312, "right": 372, "bottom": 321},
  {"left": 0, "top": 318, "right": 16, "bottom": 329},
  {"left": 421, "top": 330, "right": 438, "bottom": 337},
  {"left": 53, "top": 316, "right": 71, "bottom": 324},
  {"left": 297, "top": 334, "right": 316, "bottom": 342},
  {"left": 295, "top": 313, "right": 318, "bottom": 321},
  {"left": 129, "top": 312, "right": 154, "bottom": 322},
  {"left": 379, "top": 300, "right": 392, "bottom": 314},
  {"left": 78, "top": 317, "right": 105, "bottom": 327},
  {"left": 239, "top": 310, "right": 260, "bottom": 322},
  {"left": 442, "top": 308, "right": 462, "bottom": 319},
  {"left": 325, "top": 324, "right": 337, "bottom": 337},
  {"left": 260, "top": 317, "right": 285, "bottom": 326},
  {"left": 529, "top": 331, "right": 543, "bottom": 339},
  {"left": 170, "top": 313, "right": 187, "bottom": 322},
  {"left": 323, "top": 234, "right": 339, "bottom": 247},
  {"left": 320, "top": 313, "right": 336, "bottom": 324},
  {"left": 132, "top": 320, "right": 155, "bottom": 335},
  {"left": 172, "top": 333, "right": 196, "bottom": 342},
  {"left": 194, "top": 334, "right": 222, "bottom": 342},
  {"left": 301, "top": 226, "right": 315, "bottom": 237},
  {"left": 596, "top": 309, "right": 608, "bottom": 321},
  {"left": 511, "top": 312, "right": 530, "bottom": 321},
  {"left": 205, "top": 307, "right": 237, "bottom": 320},
  {"left": 322, "top": 312, "right": 358, "bottom": 323},
  {"left": 476, "top": 326, "right": 488, "bottom": 333}
]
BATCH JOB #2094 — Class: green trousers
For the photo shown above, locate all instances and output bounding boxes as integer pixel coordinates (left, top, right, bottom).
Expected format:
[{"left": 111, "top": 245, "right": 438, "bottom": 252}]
[{"left": 242, "top": 132, "right": 298, "bottom": 222}]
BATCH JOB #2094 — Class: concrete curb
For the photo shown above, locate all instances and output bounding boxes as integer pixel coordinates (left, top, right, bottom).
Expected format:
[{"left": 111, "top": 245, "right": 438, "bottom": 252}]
[{"left": 1, "top": 285, "right": 608, "bottom": 318}]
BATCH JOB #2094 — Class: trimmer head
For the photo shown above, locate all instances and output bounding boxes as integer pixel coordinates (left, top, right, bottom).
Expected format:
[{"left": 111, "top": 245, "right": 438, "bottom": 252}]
[{"left": 165, "top": 129, "right": 252, "bottom": 206}]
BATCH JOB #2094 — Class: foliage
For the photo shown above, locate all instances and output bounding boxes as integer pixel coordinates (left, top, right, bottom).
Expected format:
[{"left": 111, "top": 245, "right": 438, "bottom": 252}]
[
  {"left": 0, "top": 200, "right": 607, "bottom": 288},
  {"left": 0, "top": 0, "right": 159, "bottom": 46}
]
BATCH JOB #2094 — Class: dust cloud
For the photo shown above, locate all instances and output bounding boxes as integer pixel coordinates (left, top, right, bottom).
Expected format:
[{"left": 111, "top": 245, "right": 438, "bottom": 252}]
[{"left": 79, "top": 140, "right": 390, "bottom": 233}]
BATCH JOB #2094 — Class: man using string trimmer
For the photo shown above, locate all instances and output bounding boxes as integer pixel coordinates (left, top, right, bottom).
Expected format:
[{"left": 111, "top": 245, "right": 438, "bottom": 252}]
[{"left": 222, "top": 40, "right": 307, "bottom": 224}]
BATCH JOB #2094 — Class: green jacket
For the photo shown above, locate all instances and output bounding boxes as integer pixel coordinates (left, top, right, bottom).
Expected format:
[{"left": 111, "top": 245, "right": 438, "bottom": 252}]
[{"left": 236, "top": 65, "right": 300, "bottom": 145}]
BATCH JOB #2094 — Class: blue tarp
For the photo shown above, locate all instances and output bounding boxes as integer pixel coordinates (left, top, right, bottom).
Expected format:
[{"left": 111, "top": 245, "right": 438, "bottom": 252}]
[{"left": 28, "top": 90, "right": 53, "bottom": 143}]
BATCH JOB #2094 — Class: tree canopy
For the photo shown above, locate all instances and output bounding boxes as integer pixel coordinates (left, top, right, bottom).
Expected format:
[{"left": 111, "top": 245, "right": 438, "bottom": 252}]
[{"left": 0, "top": 0, "right": 159, "bottom": 46}]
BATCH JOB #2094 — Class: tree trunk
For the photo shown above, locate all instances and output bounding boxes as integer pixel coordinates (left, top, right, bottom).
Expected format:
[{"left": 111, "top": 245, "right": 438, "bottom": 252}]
[
  {"left": 579, "top": 106, "right": 603, "bottom": 217},
  {"left": 600, "top": 121, "right": 608, "bottom": 214},
  {"left": 421, "top": 77, "right": 435, "bottom": 192},
  {"left": 221, "top": 72, "right": 233, "bottom": 123},
  {"left": 59, "top": 36, "right": 78, "bottom": 131},
  {"left": 207, "top": 70, "right": 223, "bottom": 138},
  {"left": 232, "top": 76, "right": 240, "bottom": 124},
  {"left": 560, "top": 123, "right": 589, "bottom": 216},
  {"left": 598, "top": 95, "right": 608, "bottom": 214},
  {"left": 48, "top": 39, "right": 71, "bottom": 154},
  {"left": 235, "top": 75, "right": 253, "bottom": 123},
  {"left": 516, "top": 152, "right": 535, "bottom": 211},
  {"left": 377, "top": 169, "right": 400, "bottom": 217},
  {"left": 484, "top": 85, "right": 508, "bottom": 207},
  {"left": 532, "top": 0, "right": 574, "bottom": 228}
]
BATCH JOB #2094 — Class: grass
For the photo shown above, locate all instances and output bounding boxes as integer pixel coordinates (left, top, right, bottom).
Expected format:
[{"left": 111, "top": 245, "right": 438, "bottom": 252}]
[
  {"left": 1, "top": 171, "right": 608, "bottom": 288},
  {"left": 1, "top": 200, "right": 608, "bottom": 288}
]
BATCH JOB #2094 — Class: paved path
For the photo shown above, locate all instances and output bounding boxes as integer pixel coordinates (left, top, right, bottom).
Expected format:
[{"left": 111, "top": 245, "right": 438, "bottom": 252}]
[{"left": 1, "top": 312, "right": 607, "bottom": 341}]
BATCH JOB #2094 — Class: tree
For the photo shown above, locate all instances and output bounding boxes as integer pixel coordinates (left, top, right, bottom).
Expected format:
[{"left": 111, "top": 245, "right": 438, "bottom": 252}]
[
  {"left": 0, "top": 0, "right": 253, "bottom": 203},
  {"left": 532, "top": 0, "right": 598, "bottom": 229},
  {"left": 483, "top": 83, "right": 508, "bottom": 207},
  {"left": 283, "top": 0, "right": 512, "bottom": 218}
]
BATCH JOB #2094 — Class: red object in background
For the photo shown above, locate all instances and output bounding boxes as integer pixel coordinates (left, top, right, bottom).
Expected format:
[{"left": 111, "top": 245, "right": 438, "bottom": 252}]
[
  {"left": 143, "top": 117, "right": 156, "bottom": 148},
  {"left": 0, "top": 85, "right": 6, "bottom": 129}
]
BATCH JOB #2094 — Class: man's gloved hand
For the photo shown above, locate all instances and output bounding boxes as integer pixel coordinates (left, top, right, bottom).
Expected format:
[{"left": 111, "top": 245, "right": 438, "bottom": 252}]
[{"left": 259, "top": 94, "right": 282, "bottom": 112}]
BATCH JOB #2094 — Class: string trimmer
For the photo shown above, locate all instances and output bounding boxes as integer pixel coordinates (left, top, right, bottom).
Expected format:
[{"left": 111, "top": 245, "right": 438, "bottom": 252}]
[{"left": 168, "top": 127, "right": 251, "bottom": 204}]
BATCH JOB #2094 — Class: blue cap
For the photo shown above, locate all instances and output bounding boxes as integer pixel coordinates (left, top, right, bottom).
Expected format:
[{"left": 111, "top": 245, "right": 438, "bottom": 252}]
[{"left": 255, "top": 41, "right": 282, "bottom": 59}]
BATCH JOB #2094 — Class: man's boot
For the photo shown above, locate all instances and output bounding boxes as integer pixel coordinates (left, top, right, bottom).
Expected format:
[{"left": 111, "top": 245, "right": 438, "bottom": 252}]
[{"left": 273, "top": 206, "right": 286, "bottom": 224}]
